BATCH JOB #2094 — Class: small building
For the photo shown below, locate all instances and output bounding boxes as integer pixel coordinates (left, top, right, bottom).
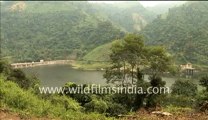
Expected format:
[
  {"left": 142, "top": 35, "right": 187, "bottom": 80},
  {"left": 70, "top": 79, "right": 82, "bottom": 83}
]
[
  {"left": 40, "top": 60, "right": 44, "bottom": 63},
  {"left": 180, "top": 63, "right": 195, "bottom": 76}
]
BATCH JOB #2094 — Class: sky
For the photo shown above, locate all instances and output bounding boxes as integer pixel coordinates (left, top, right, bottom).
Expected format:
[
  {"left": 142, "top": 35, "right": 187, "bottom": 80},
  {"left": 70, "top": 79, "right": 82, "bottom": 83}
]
[
  {"left": 0, "top": 1, "right": 186, "bottom": 7},
  {"left": 88, "top": 1, "right": 186, "bottom": 7}
]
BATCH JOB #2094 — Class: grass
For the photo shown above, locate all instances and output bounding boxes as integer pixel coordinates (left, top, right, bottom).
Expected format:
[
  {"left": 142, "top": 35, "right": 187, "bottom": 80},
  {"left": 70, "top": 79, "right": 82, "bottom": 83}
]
[
  {"left": 71, "top": 42, "right": 113, "bottom": 70},
  {"left": 163, "top": 105, "right": 193, "bottom": 115},
  {"left": 0, "top": 76, "right": 112, "bottom": 120},
  {"left": 83, "top": 42, "right": 112, "bottom": 62},
  {"left": 71, "top": 61, "right": 110, "bottom": 70}
]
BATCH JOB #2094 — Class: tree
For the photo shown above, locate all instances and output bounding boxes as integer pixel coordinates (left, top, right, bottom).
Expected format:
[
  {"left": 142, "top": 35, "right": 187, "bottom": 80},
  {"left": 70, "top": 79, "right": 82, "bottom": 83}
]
[
  {"left": 147, "top": 46, "right": 172, "bottom": 78},
  {"left": 145, "top": 46, "right": 172, "bottom": 109},
  {"left": 104, "top": 34, "right": 148, "bottom": 110},
  {"left": 199, "top": 75, "right": 208, "bottom": 92},
  {"left": 146, "top": 76, "right": 166, "bottom": 109},
  {"left": 104, "top": 34, "right": 173, "bottom": 110},
  {"left": 104, "top": 34, "right": 146, "bottom": 86}
]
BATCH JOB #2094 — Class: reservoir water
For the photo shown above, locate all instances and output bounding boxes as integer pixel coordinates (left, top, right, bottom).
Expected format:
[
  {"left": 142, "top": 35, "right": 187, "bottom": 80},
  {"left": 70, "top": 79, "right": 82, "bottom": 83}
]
[
  {"left": 22, "top": 64, "right": 199, "bottom": 88},
  {"left": 22, "top": 64, "right": 106, "bottom": 87}
]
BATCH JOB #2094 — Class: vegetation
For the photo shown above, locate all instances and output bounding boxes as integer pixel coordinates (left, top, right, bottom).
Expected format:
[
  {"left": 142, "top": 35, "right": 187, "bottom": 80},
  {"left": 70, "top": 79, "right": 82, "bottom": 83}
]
[
  {"left": 171, "top": 79, "right": 197, "bottom": 97},
  {"left": 83, "top": 42, "right": 112, "bottom": 62},
  {"left": 103, "top": 34, "right": 173, "bottom": 110},
  {"left": 199, "top": 75, "right": 208, "bottom": 91},
  {"left": 1, "top": 1, "right": 208, "bottom": 119},
  {"left": 1, "top": 1, "right": 158, "bottom": 62},
  {"left": 142, "top": 1, "right": 208, "bottom": 65},
  {"left": 0, "top": 60, "right": 111, "bottom": 119},
  {"left": 1, "top": 33, "right": 208, "bottom": 119},
  {"left": 91, "top": 1, "right": 156, "bottom": 32},
  {"left": 1, "top": 2, "right": 125, "bottom": 62}
]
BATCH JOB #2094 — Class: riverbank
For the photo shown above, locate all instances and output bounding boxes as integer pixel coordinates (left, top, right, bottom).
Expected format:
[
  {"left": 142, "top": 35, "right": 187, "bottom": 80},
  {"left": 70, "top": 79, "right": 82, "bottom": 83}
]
[{"left": 68, "top": 60, "right": 110, "bottom": 71}]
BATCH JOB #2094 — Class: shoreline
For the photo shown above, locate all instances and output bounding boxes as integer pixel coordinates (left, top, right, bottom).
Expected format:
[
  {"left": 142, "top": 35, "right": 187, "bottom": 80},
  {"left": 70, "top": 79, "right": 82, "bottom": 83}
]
[{"left": 11, "top": 60, "right": 107, "bottom": 71}]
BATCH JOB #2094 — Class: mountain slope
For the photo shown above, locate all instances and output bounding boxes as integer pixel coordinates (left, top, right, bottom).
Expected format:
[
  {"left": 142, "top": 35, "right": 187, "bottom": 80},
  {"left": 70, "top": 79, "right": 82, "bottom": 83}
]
[
  {"left": 92, "top": 2, "right": 156, "bottom": 32},
  {"left": 83, "top": 42, "right": 112, "bottom": 62},
  {"left": 142, "top": 1, "right": 208, "bottom": 65},
  {"left": 146, "top": 2, "right": 186, "bottom": 15},
  {"left": 0, "top": 1, "right": 124, "bottom": 62}
]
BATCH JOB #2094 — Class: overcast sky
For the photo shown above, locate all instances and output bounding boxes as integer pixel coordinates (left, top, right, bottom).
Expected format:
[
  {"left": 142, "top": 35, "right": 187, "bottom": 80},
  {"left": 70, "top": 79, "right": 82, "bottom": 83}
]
[
  {"left": 0, "top": 1, "right": 186, "bottom": 7},
  {"left": 88, "top": 1, "right": 186, "bottom": 7}
]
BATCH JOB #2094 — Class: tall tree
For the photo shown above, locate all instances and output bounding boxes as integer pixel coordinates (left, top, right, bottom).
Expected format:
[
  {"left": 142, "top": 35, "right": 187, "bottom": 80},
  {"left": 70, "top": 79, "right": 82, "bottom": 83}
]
[{"left": 104, "top": 34, "right": 146, "bottom": 86}]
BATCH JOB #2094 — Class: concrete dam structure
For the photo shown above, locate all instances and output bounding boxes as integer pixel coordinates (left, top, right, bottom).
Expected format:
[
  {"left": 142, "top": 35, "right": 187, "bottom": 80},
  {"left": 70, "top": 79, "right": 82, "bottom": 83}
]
[{"left": 11, "top": 60, "right": 73, "bottom": 68}]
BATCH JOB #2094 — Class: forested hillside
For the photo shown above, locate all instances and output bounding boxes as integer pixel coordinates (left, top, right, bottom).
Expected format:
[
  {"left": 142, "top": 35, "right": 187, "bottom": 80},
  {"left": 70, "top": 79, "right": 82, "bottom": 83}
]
[
  {"left": 146, "top": 2, "right": 185, "bottom": 15},
  {"left": 92, "top": 2, "right": 156, "bottom": 32},
  {"left": 1, "top": 1, "right": 155, "bottom": 62},
  {"left": 1, "top": 1, "right": 124, "bottom": 62},
  {"left": 142, "top": 1, "right": 208, "bottom": 65}
]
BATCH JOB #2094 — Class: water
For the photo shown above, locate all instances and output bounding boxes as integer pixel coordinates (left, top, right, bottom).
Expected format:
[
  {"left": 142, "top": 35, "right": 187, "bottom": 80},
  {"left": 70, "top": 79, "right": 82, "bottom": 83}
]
[
  {"left": 22, "top": 64, "right": 199, "bottom": 88},
  {"left": 22, "top": 64, "right": 106, "bottom": 87}
]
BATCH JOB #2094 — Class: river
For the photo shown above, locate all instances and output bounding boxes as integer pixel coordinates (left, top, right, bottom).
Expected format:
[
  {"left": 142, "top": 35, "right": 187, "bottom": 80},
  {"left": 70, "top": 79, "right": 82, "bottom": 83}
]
[{"left": 22, "top": 64, "right": 199, "bottom": 88}]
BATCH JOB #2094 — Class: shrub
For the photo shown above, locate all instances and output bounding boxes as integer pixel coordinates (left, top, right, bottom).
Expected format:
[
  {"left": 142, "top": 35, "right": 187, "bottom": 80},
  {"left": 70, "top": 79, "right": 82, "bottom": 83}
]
[
  {"left": 64, "top": 82, "right": 92, "bottom": 105},
  {"left": 146, "top": 76, "right": 166, "bottom": 108},
  {"left": 50, "top": 95, "right": 82, "bottom": 111},
  {"left": 0, "top": 60, "right": 39, "bottom": 89},
  {"left": 0, "top": 78, "right": 80, "bottom": 118},
  {"left": 195, "top": 91, "right": 208, "bottom": 112},
  {"left": 171, "top": 79, "right": 197, "bottom": 97},
  {"left": 199, "top": 75, "right": 208, "bottom": 91},
  {"left": 106, "top": 102, "right": 127, "bottom": 117},
  {"left": 84, "top": 98, "right": 108, "bottom": 114},
  {"left": 8, "top": 69, "right": 40, "bottom": 89},
  {"left": 162, "top": 95, "right": 194, "bottom": 107}
]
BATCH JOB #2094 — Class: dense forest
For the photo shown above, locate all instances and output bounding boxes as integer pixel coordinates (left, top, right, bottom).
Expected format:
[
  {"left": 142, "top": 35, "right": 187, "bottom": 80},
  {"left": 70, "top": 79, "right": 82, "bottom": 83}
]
[
  {"left": 2, "top": 1, "right": 206, "bottom": 65},
  {"left": 142, "top": 1, "right": 208, "bottom": 65},
  {"left": 1, "top": 2, "right": 124, "bottom": 62},
  {"left": 83, "top": 1, "right": 208, "bottom": 66},
  {"left": 1, "top": 1, "right": 156, "bottom": 62}
]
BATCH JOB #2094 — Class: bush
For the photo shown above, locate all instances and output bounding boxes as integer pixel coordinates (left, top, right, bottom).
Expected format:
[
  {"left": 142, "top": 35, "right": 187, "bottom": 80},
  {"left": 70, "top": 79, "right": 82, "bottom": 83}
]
[
  {"left": 64, "top": 82, "right": 92, "bottom": 105},
  {"left": 0, "top": 78, "right": 78, "bottom": 117},
  {"left": 84, "top": 97, "right": 108, "bottom": 114},
  {"left": 0, "top": 60, "right": 39, "bottom": 89},
  {"left": 50, "top": 95, "right": 82, "bottom": 111},
  {"left": 162, "top": 95, "right": 194, "bottom": 107},
  {"left": 195, "top": 91, "right": 208, "bottom": 111},
  {"left": 171, "top": 79, "right": 197, "bottom": 97},
  {"left": 146, "top": 76, "right": 166, "bottom": 108},
  {"left": 0, "top": 60, "right": 11, "bottom": 75},
  {"left": 106, "top": 102, "right": 127, "bottom": 117},
  {"left": 199, "top": 75, "right": 208, "bottom": 91}
]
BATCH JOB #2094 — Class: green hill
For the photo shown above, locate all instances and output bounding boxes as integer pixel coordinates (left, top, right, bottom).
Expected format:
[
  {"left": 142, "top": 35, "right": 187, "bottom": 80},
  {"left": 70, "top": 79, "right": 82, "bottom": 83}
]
[
  {"left": 83, "top": 42, "right": 112, "bottom": 62},
  {"left": 1, "top": 1, "right": 156, "bottom": 62},
  {"left": 0, "top": 1, "right": 124, "bottom": 62},
  {"left": 142, "top": 1, "right": 208, "bottom": 65}
]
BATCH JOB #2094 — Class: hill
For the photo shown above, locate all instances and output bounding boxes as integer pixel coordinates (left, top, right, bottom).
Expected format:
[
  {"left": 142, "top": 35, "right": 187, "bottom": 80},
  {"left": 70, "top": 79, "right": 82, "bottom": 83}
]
[
  {"left": 0, "top": 1, "right": 124, "bottom": 62},
  {"left": 142, "top": 1, "right": 208, "bottom": 65},
  {"left": 146, "top": 2, "right": 186, "bottom": 15},
  {"left": 83, "top": 42, "right": 112, "bottom": 62},
  {"left": 92, "top": 2, "right": 156, "bottom": 32},
  {"left": 1, "top": 1, "right": 156, "bottom": 62}
]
